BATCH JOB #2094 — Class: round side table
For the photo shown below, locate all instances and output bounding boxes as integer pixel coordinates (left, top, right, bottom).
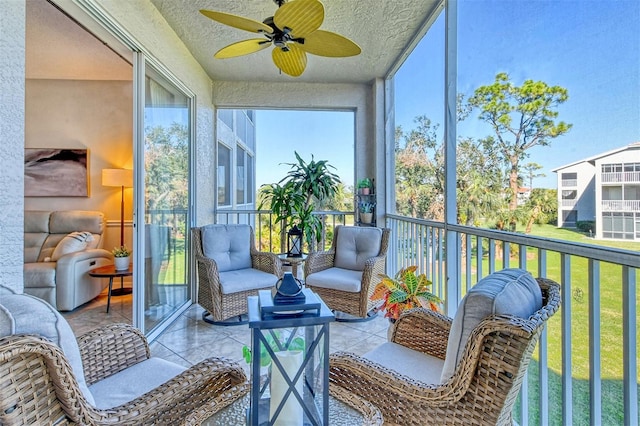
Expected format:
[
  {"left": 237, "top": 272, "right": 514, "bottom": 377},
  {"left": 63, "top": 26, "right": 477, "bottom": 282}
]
[{"left": 88, "top": 264, "right": 133, "bottom": 313}]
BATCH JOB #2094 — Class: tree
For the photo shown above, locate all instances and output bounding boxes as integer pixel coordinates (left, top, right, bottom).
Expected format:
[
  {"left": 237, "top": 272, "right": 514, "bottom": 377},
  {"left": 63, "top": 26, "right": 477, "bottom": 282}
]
[
  {"left": 522, "top": 162, "right": 545, "bottom": 191},
  {"left": 522, "top": 188, "right": 557, "bottom": 233},
  {"left": 468, "top": 73, "right": 571, "bottom": 228},
  {"left": 395, "top": 116, "right": 442, "bottom": 219}
]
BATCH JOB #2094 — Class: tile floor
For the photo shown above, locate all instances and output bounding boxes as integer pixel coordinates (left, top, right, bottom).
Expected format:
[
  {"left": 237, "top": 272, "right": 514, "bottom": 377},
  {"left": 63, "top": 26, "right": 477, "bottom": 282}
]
[{"left": 62, "top": 288, "right": 390, "bottom": 377}]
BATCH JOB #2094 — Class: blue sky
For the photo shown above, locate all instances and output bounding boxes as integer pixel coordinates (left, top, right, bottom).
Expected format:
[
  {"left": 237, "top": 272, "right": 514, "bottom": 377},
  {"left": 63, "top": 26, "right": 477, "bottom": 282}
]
[
  {"left": 256, "top": 1, "right": 639, "bottom": 190},
  {"left": 255, "top": 110, "right": 354, "bottom": 188},
  {"left": 395, "top": 0, "right": 639, "bottom": 189}
]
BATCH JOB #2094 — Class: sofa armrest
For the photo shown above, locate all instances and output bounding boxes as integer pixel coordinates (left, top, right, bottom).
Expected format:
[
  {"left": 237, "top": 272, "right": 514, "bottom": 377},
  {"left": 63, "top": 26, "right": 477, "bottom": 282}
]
[
  {"left": 56, "top": 248, "right": 112, "bottom": 272},
  {"left": 77, "top": 323, "right": 151, "bottom": 385}
]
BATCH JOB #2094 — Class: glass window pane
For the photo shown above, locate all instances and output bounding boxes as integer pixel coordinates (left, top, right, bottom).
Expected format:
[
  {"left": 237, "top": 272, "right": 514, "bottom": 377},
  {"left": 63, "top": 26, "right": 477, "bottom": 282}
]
[
  {"left": 237, "top": 146, "right": 245, "bottom": 204},
  {"left": 218, "top": 143, "right": 231, "bottom": 206}
]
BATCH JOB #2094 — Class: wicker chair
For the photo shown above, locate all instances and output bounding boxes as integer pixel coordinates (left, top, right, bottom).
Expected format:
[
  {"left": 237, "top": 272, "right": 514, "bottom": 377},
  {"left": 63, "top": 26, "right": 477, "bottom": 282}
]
[
  {"left": 192, "top": 224, "right": 282, "bottom": 324},
  {"left": 0, "top": 289, "right": 248, "bottom": 426},
  {"left": 304, "top": 225, "right": 390, "bottom": 319},
  {"left": 329, "top": 272, "right": 561, "bottom": 425}
]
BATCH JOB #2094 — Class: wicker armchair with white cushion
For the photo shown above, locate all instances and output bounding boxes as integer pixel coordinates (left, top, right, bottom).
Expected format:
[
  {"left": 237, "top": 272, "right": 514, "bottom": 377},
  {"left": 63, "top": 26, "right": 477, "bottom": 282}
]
[
  {"left": 329, "top": 269, "right": 561, "bottom": 425},
  {"left": 304, "top": 225, "right": 390, "bottom": 319},
  {"left": 0, "top": 286, "right": 247, "bottom": 425},
  {"left": 192, "top": 224, "right": 282, "bottom": 324}
]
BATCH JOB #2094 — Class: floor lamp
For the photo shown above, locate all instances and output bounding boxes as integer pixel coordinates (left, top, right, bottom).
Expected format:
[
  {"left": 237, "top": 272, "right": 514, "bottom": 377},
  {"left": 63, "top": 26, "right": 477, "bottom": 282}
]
[
  {"left": 102, "top": 168, "right": 134, "bottom": 247},
  {"left": 102, "top": 168, "right": 133, "bottom": 294}
]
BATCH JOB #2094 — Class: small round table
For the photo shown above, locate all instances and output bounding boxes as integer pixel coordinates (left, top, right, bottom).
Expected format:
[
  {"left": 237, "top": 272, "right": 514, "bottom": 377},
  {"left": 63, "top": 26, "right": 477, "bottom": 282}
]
[
  {"left": 277, "top": 254, "right": 307, "bottom": 279},
  {"left": 88, "top": 264, "right": 133, "bottom": 313}
]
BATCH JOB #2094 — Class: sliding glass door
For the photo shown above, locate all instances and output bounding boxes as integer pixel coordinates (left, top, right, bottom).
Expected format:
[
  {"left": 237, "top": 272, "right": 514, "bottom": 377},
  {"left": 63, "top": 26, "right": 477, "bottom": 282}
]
[{"left": 136, "top": 59, "right": 193, "bottom": 335}]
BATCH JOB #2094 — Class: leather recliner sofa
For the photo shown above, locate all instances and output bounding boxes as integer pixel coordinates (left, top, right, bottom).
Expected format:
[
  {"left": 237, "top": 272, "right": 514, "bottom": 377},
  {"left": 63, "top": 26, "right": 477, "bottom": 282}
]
[{"left": 24, "top": 210, "right": 113, "bottom": 311}]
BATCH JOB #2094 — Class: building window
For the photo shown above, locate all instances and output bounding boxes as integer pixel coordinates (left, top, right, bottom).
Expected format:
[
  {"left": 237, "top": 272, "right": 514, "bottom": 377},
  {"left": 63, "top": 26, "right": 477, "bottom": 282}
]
[
  {"left": 602, "top": 163, "right": 623, "bottom": 173},
  {"left": 602, "top": 212, "right": 635, "bottom": 239},
  {"left": 247, "top": 154, "right": 254, "bottom": 203},
  {"left": 562, "top": 210, "right": 577, "bottom": 226},
  {"left": 218, "top": 109, "right": 233, "bottom": 129},
  {"left": 218, "top": 143, "right": 231, "bottom": 206},
  {"left": 562, "top": 190, "right": 577, "bottom": 200},
  {"left": 237, "top": 145, "right": 245, "bottom": 204}
]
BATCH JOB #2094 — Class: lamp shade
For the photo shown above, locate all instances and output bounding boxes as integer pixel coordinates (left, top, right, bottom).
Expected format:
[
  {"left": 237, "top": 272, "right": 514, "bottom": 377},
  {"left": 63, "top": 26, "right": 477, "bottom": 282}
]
[{"left": 102, "top": 168, "right": 133, "bottom": 187}]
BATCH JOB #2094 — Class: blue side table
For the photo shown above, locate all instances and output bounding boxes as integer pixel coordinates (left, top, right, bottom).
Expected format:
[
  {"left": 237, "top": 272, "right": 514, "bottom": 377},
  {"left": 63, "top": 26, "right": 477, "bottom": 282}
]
[{"left": 248, "top": 289, "right": 334, "bottom": 425}]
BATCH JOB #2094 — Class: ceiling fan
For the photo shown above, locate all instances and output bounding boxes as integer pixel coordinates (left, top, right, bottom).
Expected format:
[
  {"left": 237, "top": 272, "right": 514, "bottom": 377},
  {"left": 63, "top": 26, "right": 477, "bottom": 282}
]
[{"left": 200, "top": 0, "right": 361, "bottom": 77}]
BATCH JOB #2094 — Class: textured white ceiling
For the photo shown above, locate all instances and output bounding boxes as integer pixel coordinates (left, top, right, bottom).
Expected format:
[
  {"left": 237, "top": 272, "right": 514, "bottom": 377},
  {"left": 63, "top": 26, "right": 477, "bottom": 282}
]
[
  {"left": 149, "top": 0, "right": 441, "bottom": 84},
  {"left": 26, "top": 0, "right": 441, "bottom": 84}
]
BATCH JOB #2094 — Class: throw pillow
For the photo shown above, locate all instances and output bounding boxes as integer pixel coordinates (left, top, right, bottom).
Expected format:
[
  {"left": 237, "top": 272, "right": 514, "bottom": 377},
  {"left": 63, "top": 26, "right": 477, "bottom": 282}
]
[{"left": 50, "top": 231, "right": 94, "bottom": 261}]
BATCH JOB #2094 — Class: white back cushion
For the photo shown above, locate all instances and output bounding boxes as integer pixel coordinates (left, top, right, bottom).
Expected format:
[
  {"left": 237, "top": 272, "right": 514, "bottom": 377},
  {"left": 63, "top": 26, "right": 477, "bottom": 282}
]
[
  {"left": 0, "top": 291, "right": 95, "bottom": 405},
  {"left": 201, "top": 224, "right": 252, "bottom": 272},
  {"left": 440, "top": 268, "right": 542, "bottom": 382},
  {"left": 334, "top": 226, "right": 383, "bottom": 271}
]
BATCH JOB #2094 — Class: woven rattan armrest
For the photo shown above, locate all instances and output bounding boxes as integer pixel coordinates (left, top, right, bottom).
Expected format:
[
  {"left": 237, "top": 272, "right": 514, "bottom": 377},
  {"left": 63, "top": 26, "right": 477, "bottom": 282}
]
[
  {"left": 304, "top": 250, "right": 335, "bottom": 276},
  {"left": 330, "top": 351, "right": 461, "bottom": 405},
  {"left": 78, "top": 323, "right": 151, "bottom": 385},
  {"left": 389, "top": 308, "right": 453, "bottom": 360},
  {"left": 251, "top": 250, "right": 283, "bottom": 276},
  {"left": 84, "top": 357, "right": 248, "bottom": 425}
]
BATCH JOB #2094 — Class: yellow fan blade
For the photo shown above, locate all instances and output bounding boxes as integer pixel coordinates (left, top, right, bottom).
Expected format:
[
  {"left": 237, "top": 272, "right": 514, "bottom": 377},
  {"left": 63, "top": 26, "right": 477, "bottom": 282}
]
[
  {"left": 273, "top": 0, "right": 324, "bottom": 38},
  {"left": 215, "top": 39, "right": 271, "bottom": 59},
  {"left": 272, "top": 44, "right": 307, "bottom": 77},
  {"left": 299, "top": 30, "right": 361, "bottom": 57},
  {"left": 200, "top": 9, "right": 273, "bottom": 34}
]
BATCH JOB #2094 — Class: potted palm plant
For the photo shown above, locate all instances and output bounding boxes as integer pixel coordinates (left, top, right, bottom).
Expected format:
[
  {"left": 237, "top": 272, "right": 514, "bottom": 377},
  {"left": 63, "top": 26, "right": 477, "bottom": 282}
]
[
  {"left": 370, "top": 266, "right": 442, "bottom": 321},
  {"left": 259, "top": 152, "right": 341, "bottom": 253}
]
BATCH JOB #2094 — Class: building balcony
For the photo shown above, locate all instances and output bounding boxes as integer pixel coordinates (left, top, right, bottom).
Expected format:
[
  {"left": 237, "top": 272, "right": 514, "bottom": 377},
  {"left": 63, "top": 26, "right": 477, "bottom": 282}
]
[
  {"left": 602, "top": 200, "right": 640, "bottom": 212},
  {"left": 561, "top": 179, "right": 578, "bottom": 187},
  {"left": 602, "top": 171, "right": 640, "bottom": 184},
  {"left": 561, "top": 199, "right": 577, "bottom": 208}
]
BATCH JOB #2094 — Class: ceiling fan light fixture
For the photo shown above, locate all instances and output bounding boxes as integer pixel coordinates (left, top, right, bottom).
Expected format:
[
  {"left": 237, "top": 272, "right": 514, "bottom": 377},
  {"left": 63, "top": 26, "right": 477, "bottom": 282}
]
[{"left": 200, "top": 0, "right": 360, "bottom": 77}]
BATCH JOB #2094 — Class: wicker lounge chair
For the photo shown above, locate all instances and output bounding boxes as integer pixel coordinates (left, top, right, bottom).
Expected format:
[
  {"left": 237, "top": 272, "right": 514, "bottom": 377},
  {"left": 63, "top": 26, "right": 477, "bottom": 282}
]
[
  {"left": 192, "top": 224, "right": 282, "bottom": 324},
  {"left": 329, "top": 270, "right": 561, "bottom": 425},
  {"left": 0, "top": 290, "right": 248, "bottom": 425},
  {"left": 304, "top": 226, "right": 390, "bottom": 319}
]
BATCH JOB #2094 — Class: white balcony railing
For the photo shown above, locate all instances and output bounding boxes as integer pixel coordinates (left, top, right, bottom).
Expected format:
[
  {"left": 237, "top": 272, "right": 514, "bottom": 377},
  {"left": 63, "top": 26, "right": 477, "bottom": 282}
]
[
  {"left": 602, "top": 171, "right": 640, "bottom": 183},
  {"left": 562, "top": 199, "right": 577, "bottom": 208},
  {"left": 562, "top": 179, "right": 578, "bottom": 187},
  {"left": 215, "top": 210, "right": 639, "bottom": 425},
  {"left": 602, "top": 200, "right": 640, "bottom": 211},
  {"left": 386, "top": 213, "right": 639, "bottom": 426}
]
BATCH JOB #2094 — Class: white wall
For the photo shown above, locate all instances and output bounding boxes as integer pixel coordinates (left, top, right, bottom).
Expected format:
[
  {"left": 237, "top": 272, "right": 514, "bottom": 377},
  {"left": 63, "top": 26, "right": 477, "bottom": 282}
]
[
  {"left": 0, "top": 1, "right": 25, "bottom": 292},
  {"left": 212, "top": 80, "right": 386, "bottom": 218},
  {"left": 25, "top": 79, "right": 134, "bottom": 251}
]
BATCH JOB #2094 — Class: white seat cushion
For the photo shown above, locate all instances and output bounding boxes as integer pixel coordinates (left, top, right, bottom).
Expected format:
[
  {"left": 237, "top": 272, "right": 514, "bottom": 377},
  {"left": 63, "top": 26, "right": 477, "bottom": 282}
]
[
  {"left": 219, "top": 268, "right": 278, "bottom": 294},
  {"left": 305, "top": 267, "right": 363, "bottom": 293},
  {"left": 89, "top": 358, "right": 186, "bottom": 409},
  {"left": 440, "top": 268, "right": 542, "bottom": 382},
  {"left": 364, "top": 342, "right": 445, "bottom": 384}
]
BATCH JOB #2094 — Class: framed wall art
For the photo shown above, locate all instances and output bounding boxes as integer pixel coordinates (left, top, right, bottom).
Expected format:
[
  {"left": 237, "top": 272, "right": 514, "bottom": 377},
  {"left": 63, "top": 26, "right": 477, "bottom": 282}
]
[{"left": 24, "top": 148, "right": 89, "bottom": 197}]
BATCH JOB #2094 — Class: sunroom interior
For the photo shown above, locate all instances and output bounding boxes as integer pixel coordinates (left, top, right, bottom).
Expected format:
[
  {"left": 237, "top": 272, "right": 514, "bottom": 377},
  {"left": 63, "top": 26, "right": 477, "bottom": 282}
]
[{"left": 2, "top": 0, "right": 639, "bottom": 424}]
